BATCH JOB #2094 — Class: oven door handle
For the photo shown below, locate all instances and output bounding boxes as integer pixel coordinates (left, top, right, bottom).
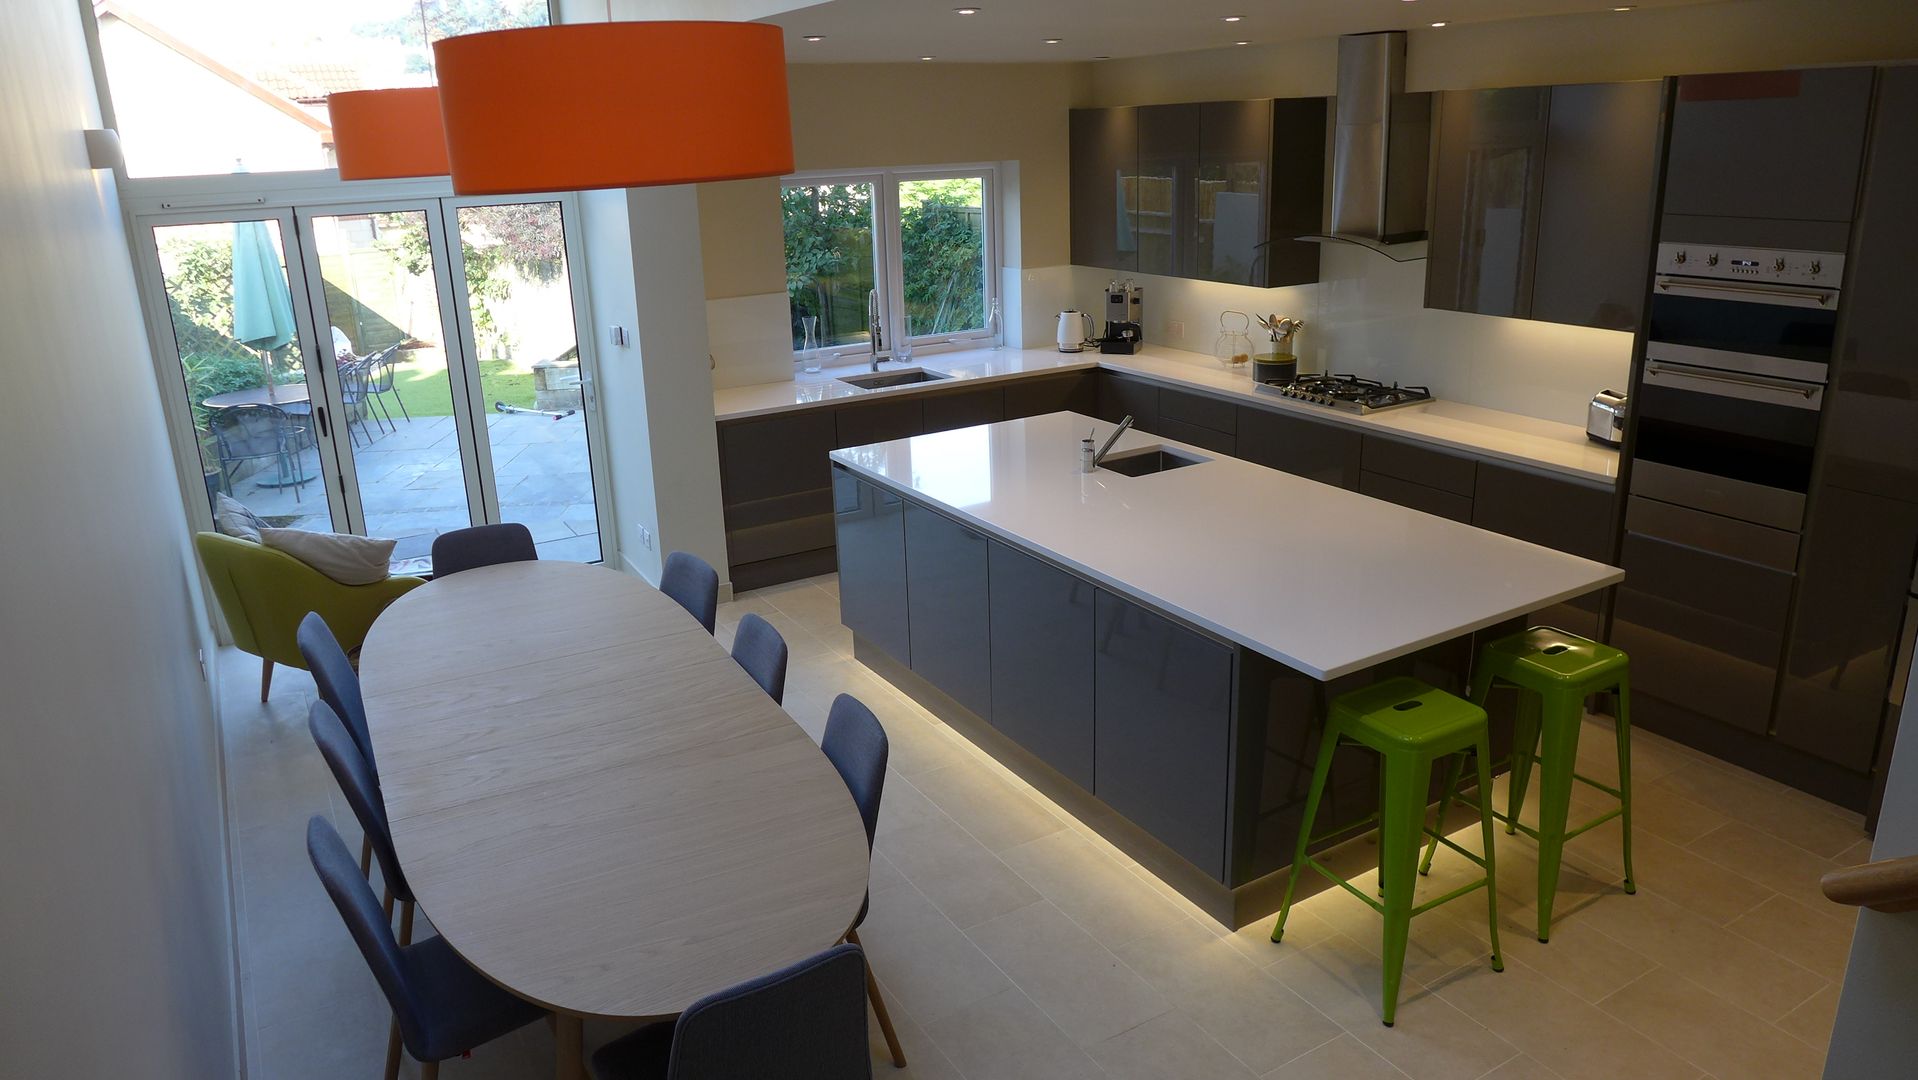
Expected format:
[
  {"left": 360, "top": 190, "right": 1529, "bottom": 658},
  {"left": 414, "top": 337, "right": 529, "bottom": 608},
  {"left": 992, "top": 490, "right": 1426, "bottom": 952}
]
[
  {"left": 1644, "top": 360, "right": 1824, "bottom": 409},
  {"left": 1653, "top": 277, "right": 1838, "bottom": 308}
]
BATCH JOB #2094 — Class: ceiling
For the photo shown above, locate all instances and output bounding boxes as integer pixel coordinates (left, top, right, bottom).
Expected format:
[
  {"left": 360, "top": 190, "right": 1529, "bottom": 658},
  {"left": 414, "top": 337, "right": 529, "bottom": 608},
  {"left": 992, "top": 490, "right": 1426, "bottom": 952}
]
[{"left": 762, "top": 0, "right": 1733, "bottom": 63}]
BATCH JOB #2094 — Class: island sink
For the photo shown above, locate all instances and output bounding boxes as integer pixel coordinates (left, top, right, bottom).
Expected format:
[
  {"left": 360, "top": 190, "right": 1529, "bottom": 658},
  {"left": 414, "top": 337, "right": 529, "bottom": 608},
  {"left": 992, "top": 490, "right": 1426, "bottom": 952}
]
[
  {"left": 1097, "top": 447, "right": 1209, "bottom": 477},
  {"left": 836, "top": 367, "right": 951, "bottom": 389}
]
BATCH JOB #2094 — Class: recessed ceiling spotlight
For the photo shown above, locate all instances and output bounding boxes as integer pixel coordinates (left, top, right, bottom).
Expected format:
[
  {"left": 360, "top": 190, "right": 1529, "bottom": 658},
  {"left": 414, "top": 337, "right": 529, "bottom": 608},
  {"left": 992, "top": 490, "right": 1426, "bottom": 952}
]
[
  {"left": 1220, "top": 15, "right": 1244, "bottom": 22},
  {"left": 1043, "top": 38, "right": 1063, "bottom": 44},
  {"left": 803, "top": 35, "right": 824, "bottom": 42},
  {"left": 1613, "top": 4, "right": 1636, "bottom": 9},
  {"left": 1093, "top": 55, "right": 1111, "bottom": 60},
  {"left": 1234, "top": 40, "right": 1251, "bottom": 46},
  {"left": 953, "top": 6, "right": 981, "bottom": 14},
  {"left": 1430, "top": 21, "right": 1447, "bottom": 27},
  {"left": 919, "top": 55, "right": 936, "bottom": 61}
]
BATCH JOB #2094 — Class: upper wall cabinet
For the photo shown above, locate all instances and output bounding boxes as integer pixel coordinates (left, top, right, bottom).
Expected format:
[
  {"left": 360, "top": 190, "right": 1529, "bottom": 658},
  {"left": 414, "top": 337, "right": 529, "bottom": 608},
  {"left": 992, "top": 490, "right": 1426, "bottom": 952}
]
[
  {"left": 1425, "top": 80, "right": 1665, "bottom": 332},
  {"left": 1071, "top": 98, "right": 1326, "bottom": 288},
  {"left": 1070, "top": 107, "right": 1139, "bottom": 273}
]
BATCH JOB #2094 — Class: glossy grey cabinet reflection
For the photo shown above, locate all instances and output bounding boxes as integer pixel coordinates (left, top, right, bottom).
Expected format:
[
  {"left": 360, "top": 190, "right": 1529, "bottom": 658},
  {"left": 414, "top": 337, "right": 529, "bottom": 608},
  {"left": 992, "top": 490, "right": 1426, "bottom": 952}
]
[
  {"left": 905, "top": 503, "right": 993, "bottom": 719},
  {"left": 1235, "top": 406, "right": 1360, "bottom": 489},
  {"left": 1096, "top": 372, "right": 1159, "bottom": 432},
  {"left": 922, "top": 387, "right": 1004, "bottom": 433},
  {"left": 1003, "top": 372, "right": 1097, "bottom": 419},
  {"left": 1094, "top": 589, "right": 1232, "bottom": 880},
  {"left": 1472, "top": 463, "right": 1615, "bottom": 638},
  {"left": 1138, "top": 104, "right": 1198, "bottom": 277},
  {"left": 832, "top": 467, "right": 910, "bottom": 664},
  {"left": 719, "top": 410, "right": 838, "bottom": 580},
  {"left": 1427, "top": 81, "right": 1663, "bottom": 330},
  {"left": 988, "top": 543, "right": 1096, "bottom": 791},
  {"left": 1070, "top": 107, "right": 1139, "bottom": 272},
  {"left": 1195, "top": 100, "right": 1264, "bottom": 284},
  {"left": 836, "top": 397, "right": 923, "bottom": 449},
  {"left": 1663, "top": 67, "right": 1872, "bottom": 227}
]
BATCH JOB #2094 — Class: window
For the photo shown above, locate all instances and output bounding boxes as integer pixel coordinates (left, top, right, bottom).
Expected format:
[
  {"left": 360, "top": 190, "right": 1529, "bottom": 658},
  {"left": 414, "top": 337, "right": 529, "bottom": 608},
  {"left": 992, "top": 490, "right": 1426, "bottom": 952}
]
[
  {"left": 94, "top": 0, "right": 553, "bottom": 178},
  {"left": 782, "top": 167, "right": 997, "bottom": 364}
]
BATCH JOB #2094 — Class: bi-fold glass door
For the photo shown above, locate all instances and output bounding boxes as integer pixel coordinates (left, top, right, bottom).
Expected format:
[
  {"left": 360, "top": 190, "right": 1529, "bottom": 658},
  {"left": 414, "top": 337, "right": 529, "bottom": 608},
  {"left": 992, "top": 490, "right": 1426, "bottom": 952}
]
[{"left": 140, "top": 195, "right": 607, "bottom": 572}]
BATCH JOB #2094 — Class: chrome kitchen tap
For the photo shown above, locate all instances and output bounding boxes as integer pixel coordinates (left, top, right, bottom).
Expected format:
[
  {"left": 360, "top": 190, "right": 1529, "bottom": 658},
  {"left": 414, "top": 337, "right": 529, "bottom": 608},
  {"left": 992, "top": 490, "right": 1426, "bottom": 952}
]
[
  {"left": 868, "top": 288, "right": 885, "bottom": 372},
  {"left": 1090, "top": 415, "right": 1135, "bottom": 470}
]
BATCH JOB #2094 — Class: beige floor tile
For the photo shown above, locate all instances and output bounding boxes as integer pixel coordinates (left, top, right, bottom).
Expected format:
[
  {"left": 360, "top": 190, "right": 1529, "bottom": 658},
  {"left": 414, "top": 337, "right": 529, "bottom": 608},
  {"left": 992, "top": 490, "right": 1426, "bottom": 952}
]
[
  {"left": 923, "top": 986, "right": 1106, "bottom": 1080},
  {"left": 968, "top": 901, "right": 1171, "bottom": 1045},
  {"left": 1263, "top": 1033, "right": 1412, "bottom": 1080},
  {"left": 864, "top": 993, "right": 967, "bottom": 1080},
  {"left": 1598, "top": 968, "right": 1826, "bottom": 1079},
  {"left": 1775, "top": 982, "right": 1842, "bottom": 1052},
  {"left": 1267, "top": 935, "right": 1519, "bottom": 1080},
  {"left": 1687, "top": 821, "right": 1850, "bottom": 921},
  {"left": 882, "top": 810, "right": 1044, "bottom": 929},
  {"left": 1432, "top": 958, "right": 1695, "bottom": 1080},
  {"left": 1655, "top": 761, "right": 1865, "bottom": 859},
  {"left": 1000, "top": 829, "right": 1195, "bottom": 948},
  {"left": 1622, "top": 781, "right": 1733, "bottom": 848},
  {"left": 1116, "top": 916, "right": 1344, "bottom": 1074},
  {"left": 909, "top": 757, "right": 1069, "bottom": 852},
  {"left": 1566, "top": 824, "right": 1770, "bottom": 926},
  {"left": 1833, "top": 837, "right": 1873, "bottom": 865},
  {"left": 1479, "top": 1053, "right": 1568, "bottom": 1079},
  {"left": 761, "top": 578, "right": 844, "bottom": 629},
  {"left": 856, "top": 876, "right": 1013, "bottom": 1025},
  {"left": 1433, "top": 893, "right": 1654, "bottom": 1004},
  {"left": 1086, "top": 1009, "right": 1262, "bottom": 1080},
  {"left": 1566, "top": 888, "right": 1823, "bottom": 1022},
  {"left": 1724, "top": 894, "right": 1858, "bottom": 981}
]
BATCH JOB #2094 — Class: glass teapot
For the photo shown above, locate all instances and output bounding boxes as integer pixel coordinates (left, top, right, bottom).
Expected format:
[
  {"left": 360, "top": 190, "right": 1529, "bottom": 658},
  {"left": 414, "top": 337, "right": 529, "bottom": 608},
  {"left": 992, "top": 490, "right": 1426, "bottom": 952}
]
[{"left": 1215, "top": 310, "right": 1254, "bottom": 370}]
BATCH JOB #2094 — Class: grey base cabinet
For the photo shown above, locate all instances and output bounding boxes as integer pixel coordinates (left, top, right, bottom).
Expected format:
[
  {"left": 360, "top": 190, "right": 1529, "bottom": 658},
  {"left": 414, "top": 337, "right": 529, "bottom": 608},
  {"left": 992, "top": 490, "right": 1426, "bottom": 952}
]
[
  {"left": 1236, "top": 406, "right": 1360, "bottom": 489},
  {"left": 1093, "top": 589, "right": 1233, "bottom": 881},
  {"left": 833, "top": 468, "right": 910, "bottom": 664},
  {"left": 904, "top": 504, "right": 993, "bottom": 719},
  {"left": 988, "top": 542, "right": 1096, "bottom": 791}
]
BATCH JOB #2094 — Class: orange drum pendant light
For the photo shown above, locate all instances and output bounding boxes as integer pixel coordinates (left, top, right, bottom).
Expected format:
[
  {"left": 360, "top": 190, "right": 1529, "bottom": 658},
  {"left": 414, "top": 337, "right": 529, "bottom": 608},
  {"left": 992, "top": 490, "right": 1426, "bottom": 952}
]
[
  {"left": 328, "top": 87, "right": 450, "bottom": 180},
  {"left": 431, "top": 21, "right": 794, "bottom": 196}
]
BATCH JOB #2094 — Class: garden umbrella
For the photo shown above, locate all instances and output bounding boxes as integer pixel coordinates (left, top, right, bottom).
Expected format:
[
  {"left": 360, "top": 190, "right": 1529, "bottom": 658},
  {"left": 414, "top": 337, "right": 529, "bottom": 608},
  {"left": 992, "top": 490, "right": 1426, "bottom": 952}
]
[{"left": 230, "top": 220, "right": 297, "bottom": 402}]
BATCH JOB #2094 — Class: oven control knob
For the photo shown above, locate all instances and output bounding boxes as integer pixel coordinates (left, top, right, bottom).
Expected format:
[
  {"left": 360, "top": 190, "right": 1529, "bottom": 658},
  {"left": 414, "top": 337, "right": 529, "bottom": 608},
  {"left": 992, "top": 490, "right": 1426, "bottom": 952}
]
[
  {"left": 1706, "top": 253, "right": 1719, "bottom": 266},
  {"left": 1673, "top": 250, "right": 1687, "bottom": 264},
  {"left": 1773, "top": 257, "right": 1788, "bottom": 272}
]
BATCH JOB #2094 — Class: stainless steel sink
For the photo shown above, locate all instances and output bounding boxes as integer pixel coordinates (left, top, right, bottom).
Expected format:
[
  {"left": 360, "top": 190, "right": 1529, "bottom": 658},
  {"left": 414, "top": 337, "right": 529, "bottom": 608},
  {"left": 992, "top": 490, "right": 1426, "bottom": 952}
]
[
  {"left": 836, "top": 367, "right": 952, "bottom": 389},
  {"left": 1097, "top": 448, "right": 1209, "bottom": 477}
]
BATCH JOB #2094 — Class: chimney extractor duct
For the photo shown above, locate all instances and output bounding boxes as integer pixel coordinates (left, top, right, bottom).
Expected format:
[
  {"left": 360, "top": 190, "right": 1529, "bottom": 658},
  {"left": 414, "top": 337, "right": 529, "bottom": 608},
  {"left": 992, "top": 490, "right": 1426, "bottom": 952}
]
[{"left": 1299, "top": 31, "right": 1432, "bottom": 261}]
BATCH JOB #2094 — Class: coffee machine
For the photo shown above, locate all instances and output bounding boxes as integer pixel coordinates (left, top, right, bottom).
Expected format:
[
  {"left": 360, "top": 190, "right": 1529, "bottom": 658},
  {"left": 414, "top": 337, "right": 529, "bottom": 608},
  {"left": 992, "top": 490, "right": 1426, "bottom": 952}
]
[{"left": 1098, "top": 279, "right": 1143, "bottom": 354}]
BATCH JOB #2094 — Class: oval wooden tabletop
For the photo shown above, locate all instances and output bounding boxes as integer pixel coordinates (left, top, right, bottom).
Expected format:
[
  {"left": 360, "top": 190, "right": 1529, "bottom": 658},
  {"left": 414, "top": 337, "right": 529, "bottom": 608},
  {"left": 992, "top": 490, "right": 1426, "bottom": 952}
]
[{"left": 359, "top": 560, "right": 872, "bottom": 1020}]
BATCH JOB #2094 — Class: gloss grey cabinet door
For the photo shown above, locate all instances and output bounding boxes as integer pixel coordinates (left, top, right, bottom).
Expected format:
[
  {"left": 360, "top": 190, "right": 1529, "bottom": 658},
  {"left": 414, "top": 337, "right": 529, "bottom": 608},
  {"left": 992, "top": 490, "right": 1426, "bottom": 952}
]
[
  {"left": 1094, "top": 589, "right": 1232, "bottom": 880},
  {"left": 1138, "top": 103, "right": 1199, "bottom": 277},
  {"left": 1070, "top": 107, "right": 1139, "bottom": 272},
  {"left": 1663, "top": 67, "right": 1872, "bottom": 227},
  {"left": 905, "top": 503, "right": 993, "bottom": 719},
  {"left": 833, "top": 468, "right": 910, "bottom": 665},
  {"left": 988, "top": 543, "right": 1096, "bottom": 791},
  {"left": 1530, "top": 80, "right": 1664, "bottom": 331},
  {"left": 1194, "top": 99, "right": 1269, "bottom": 285},
  {"left": 1235, "top": 406, "right": 1360, "bottom": 489},
  {"left": 1426, "top": 86, "right": 1551, "bottom": 320}
]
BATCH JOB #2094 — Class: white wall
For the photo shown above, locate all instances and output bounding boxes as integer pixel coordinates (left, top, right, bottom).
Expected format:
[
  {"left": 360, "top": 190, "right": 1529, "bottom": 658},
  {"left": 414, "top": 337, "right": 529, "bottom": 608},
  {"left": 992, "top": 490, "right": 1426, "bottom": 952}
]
[
  {"left": 0, "top": 3, "right": 237, "bottom": 1078},
  {"left": 1825, "top": 662, "right": 1918, "bottom": 1078}
]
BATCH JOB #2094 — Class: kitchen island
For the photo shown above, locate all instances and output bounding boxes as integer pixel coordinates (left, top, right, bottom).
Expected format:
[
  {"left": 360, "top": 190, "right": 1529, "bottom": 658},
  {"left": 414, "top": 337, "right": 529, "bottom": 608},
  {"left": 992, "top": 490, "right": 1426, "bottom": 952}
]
[{"left": 831, "top": 411, "right": 1623, "bottom": 926}]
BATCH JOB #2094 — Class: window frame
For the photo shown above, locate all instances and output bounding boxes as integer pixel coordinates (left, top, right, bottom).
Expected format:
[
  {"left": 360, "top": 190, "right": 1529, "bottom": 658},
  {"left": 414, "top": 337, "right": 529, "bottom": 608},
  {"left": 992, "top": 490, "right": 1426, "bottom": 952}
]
[{"left": 783, "top": 163, "right": 1000, "bottom": 369}]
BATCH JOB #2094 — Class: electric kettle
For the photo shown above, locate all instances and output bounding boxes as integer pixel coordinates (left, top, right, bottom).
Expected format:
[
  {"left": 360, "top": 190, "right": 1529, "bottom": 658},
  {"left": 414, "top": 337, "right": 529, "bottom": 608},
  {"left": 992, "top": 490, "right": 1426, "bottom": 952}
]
[{"left": 1057, "top": 310, "right": 1094, "bottom": 353}]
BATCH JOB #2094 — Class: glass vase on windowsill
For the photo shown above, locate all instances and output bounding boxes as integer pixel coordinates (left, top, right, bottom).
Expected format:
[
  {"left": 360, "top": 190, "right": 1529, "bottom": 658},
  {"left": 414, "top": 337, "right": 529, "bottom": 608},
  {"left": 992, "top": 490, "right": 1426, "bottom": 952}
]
[
  {"left": 800, "top": 316, "right": 821, "bottom": 374},
  {"left": 987, "top": 297, "right": 1005, "bottom": 350}
]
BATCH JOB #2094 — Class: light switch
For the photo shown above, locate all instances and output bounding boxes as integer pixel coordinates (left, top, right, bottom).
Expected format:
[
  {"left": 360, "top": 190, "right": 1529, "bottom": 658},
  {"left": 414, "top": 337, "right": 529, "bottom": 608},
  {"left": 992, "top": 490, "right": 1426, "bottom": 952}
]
[{"left": 608, "top": 325, "right": 631, "bottom": 347}]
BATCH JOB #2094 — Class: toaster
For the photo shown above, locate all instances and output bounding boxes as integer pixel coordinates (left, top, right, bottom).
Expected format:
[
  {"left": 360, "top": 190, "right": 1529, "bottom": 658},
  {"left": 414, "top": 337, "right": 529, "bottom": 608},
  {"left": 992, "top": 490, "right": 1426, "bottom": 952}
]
[{"left": 1586, "top": 389, "right": 1627, "bottom": 446}]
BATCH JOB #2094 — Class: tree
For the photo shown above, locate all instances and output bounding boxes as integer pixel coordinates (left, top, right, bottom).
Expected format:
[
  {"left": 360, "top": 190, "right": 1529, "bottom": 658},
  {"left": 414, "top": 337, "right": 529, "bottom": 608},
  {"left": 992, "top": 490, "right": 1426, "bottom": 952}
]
[
  {"left": 357, "top": 0, "right": 549, "bottom": 74},
  {"left": 782, "top": 184, "right": 874, "bottom": 349},
  {"left": 899, "top": 180, "right": 985, "bottom": 336}
]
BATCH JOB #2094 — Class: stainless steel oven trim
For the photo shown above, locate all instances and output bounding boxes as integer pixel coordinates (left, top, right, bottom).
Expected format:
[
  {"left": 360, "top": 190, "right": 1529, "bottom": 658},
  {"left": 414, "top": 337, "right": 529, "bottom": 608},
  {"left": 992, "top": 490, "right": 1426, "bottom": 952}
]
[
  {"left": 1643, "top": 359, "right": 1825, "bottom": 410},
  {"left": 1628, "top": 459, "right": 1807, "bottom": 532},
  {"left": 1643, "top": 342, "right": 1830, "bottom": 386},
  {"left": 1652, "top": 275, "right": 1839, "bottom": 309}
]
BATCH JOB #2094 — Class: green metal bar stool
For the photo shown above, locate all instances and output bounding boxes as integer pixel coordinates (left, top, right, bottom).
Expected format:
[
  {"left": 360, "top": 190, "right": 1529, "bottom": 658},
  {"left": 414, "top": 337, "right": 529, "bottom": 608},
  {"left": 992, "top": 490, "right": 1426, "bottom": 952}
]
[
  {"left": 1420, "top": 626, "right": 1636, "bottom": 943},
  {"left": 1271, "top": 676, "right": 1505, "bottom": 1026}
]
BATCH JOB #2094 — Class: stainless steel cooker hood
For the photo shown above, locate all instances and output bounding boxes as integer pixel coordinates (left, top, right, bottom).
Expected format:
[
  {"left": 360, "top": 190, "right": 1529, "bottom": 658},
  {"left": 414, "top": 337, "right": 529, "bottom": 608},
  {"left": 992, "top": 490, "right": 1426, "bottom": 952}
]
[{"left": 1298, "top": 31, "right": 1432, "bottom": 262}]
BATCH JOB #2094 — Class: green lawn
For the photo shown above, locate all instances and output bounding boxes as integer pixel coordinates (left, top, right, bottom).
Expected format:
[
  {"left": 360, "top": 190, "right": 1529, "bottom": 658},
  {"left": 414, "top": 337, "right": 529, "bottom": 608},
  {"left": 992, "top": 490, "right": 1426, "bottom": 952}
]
[{"left": 387, "top": 355, "right": 535, "bottom": 417}]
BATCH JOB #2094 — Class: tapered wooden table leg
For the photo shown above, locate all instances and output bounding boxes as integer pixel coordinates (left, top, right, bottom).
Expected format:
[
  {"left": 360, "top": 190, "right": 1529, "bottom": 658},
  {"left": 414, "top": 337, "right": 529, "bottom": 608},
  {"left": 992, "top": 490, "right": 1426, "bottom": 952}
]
[{"left": 555, "top": 1013, "right": 584, "bottom": 1080}]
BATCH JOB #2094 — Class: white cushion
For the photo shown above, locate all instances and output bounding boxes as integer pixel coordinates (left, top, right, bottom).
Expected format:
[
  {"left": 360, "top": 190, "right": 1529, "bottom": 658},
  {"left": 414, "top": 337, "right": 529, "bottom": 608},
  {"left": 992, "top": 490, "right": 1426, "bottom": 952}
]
[
  {"left": 213, "top": 493, "right": 266, "bottom": 542},
  {"left": 260, "top": 528, "right": 396, "bottom": 586}
]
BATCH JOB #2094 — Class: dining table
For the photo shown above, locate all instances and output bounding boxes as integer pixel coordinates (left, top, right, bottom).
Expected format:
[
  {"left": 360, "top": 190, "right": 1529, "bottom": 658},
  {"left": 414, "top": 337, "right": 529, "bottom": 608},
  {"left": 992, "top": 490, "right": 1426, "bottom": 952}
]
[
  {"left": 358, "top": 560, "right": 873, "bottom": 1079},
  {"left": 200, "top": 381, "right": 311, "bottom": 409}
]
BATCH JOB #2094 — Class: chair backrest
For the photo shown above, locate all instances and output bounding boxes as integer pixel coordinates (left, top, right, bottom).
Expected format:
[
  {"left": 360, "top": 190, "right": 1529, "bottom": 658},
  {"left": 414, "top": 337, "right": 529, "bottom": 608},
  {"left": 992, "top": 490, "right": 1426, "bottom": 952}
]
[
  {"left": 367, "top": 346, "right": 400, "bottom": 392},
  {"left": 297, "top": 612, "right": 375, "bottom": 771},
  {"left": 210, "top": 402, "right": 292, "bottom": 459},
  {"left": 822, "top": 694, "right": 888, "bottom": 851},
  {"left": 306, "top": 815, "right": 430, "bottom": 1047},
  {"left": 308, "top": 700, "right": 410, "bottom": 903},
  {"left": 431, "top": 522, "right": 538, "bottom": 577},
  {"left": 660, "top": 551, "right": 719, "bottom": 633},
  {"left": 666, "top": 942, "right": 872, "bottom": 1080},
  {"left": 731, "top": 612, "right": 788, "bottom": 704}
]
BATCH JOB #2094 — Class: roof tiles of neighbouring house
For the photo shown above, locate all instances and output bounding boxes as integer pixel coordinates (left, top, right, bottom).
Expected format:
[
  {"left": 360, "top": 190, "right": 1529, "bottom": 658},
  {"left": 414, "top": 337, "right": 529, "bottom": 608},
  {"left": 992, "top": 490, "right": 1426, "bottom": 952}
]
[{"left": 92, "top": 0, "right": 332, "bottom": 136}]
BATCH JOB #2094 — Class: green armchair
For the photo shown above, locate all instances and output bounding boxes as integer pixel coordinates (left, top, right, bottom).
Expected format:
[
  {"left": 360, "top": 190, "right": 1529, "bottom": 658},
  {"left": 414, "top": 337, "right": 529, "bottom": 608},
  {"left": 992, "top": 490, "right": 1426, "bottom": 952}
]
[{"left": 194, "top": 532, "right": 426, "bottom": 701}]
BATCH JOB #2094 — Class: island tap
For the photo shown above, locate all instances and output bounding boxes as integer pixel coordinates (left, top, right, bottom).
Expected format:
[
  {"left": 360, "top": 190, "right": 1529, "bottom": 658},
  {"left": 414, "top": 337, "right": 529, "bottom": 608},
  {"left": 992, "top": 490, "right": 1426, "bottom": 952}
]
[{"left": 1090, "top": 415, "right": 1134, "bottom": 470}]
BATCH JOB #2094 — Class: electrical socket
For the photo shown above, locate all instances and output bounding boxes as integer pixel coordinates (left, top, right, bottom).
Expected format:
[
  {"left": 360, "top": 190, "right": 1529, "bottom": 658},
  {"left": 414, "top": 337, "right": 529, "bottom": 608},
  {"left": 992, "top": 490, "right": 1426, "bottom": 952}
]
[
  {"left": 1166, "top": 319, "right": 1185, "bottom": 341},
  {"left": 636, "top": 524, "right": 654, "bottom": 551}
]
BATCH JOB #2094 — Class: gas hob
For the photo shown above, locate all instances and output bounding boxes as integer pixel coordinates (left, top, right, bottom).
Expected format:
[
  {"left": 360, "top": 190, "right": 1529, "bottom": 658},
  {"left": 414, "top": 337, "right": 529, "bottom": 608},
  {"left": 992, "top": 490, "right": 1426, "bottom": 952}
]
[{"left": 1259, "top": 373, "right": 1434, "bottom": 414}]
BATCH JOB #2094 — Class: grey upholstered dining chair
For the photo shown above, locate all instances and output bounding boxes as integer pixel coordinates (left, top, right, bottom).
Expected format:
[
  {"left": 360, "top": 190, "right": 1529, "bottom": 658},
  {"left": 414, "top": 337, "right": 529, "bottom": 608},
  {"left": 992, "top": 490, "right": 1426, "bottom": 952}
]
[
  {"left": 430, "top": 522, "right": 537, "bottom": 577},
  {"left": 820, "top": 694, "right": 905, "bottom": 1068},
  {"left": 308, "top": 700, "right": 418, "bottom": 946},
  {"left": 298, "top": 611, "right": 378, "bottom": 876},
  {"left": 588, "top": 942, "right": 872, "bottom": 1080},
  {"left": 730, "top": 612, "right": 788, "bottom": 704},
  {"left": 307, "top": 816, "right": 545, "bottom": 1080},
  {"left": 661, "top": 550, "right": 719, "bottom": 633}
]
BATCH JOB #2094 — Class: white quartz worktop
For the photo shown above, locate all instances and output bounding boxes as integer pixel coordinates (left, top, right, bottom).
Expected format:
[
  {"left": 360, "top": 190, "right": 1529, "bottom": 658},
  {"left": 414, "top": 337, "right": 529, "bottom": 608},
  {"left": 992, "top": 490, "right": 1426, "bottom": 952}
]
[
  {"left": 830, "top": 411, "right": 1624, "bottom": 681},
  {"left": 715, "top": 344, "right": 1621, "bottom": 484}
]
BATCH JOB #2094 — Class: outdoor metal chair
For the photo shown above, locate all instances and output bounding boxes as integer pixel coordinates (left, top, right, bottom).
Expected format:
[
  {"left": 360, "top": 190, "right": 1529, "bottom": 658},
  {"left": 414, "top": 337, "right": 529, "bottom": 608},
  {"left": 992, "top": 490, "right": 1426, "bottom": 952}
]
[
  {"left": 365, "top": 345, "right": 410, "bottom": 429},
  {"left": 209, "top": 402, "right": 310, "bottom": 502}
]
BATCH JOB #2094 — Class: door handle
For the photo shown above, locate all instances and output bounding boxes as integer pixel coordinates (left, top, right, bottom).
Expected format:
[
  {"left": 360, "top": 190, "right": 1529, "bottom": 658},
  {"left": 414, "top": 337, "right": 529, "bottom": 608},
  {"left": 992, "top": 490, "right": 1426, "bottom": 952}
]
[{"left": 314, "top": 405, "right": 330, "bottom": 439}]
